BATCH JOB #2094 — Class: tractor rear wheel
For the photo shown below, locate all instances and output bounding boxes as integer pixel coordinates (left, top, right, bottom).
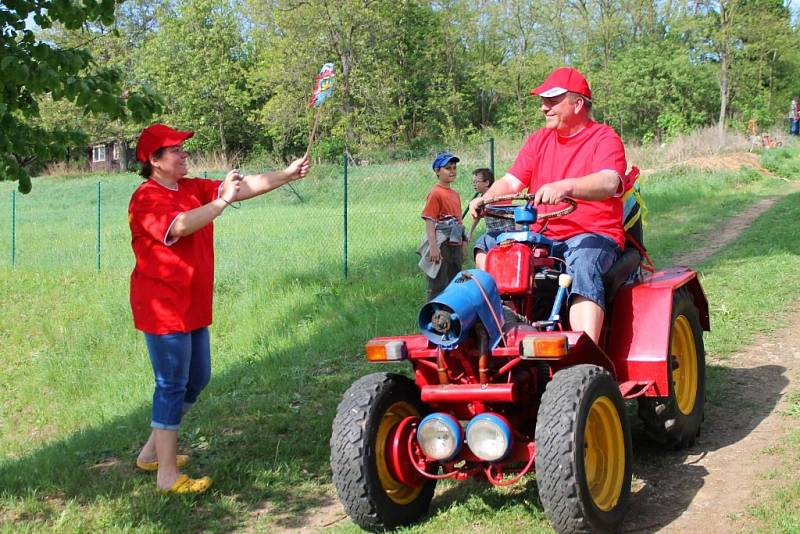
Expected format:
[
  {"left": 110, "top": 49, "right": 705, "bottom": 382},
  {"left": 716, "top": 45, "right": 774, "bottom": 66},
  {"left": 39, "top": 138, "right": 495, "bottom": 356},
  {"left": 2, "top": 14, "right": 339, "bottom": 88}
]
[
  {"left": 638, "top": 287, "right": 706, "bottom": 448},
  {"left": 535, "top": 364, "right": 632, "bottom": 534},
  {"left": 330, "top": 372, "right": 435, "bottom": 531}
]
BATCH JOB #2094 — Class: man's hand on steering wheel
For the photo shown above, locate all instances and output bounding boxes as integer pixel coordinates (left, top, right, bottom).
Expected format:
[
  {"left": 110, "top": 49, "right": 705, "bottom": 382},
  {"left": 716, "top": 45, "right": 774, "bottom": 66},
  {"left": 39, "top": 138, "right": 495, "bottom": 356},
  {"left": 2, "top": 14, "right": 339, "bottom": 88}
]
[{"left": 533, "top": 181, "right": 573, "bottom": 206}]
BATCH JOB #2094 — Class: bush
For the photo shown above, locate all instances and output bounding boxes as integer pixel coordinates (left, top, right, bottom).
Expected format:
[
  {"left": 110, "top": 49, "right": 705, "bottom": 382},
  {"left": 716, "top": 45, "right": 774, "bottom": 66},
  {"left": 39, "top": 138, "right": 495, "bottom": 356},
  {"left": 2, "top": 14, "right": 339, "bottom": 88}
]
[{"left": 312, "top": 135, "right": 346, "bottom": 163}]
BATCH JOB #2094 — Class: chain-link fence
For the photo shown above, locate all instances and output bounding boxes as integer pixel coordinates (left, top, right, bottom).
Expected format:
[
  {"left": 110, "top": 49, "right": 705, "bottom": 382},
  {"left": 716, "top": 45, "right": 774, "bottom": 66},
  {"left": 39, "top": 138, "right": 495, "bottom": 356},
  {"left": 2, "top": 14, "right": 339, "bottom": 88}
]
[{"left": 0, "top": 139, "right": 509, "bottom": 281}]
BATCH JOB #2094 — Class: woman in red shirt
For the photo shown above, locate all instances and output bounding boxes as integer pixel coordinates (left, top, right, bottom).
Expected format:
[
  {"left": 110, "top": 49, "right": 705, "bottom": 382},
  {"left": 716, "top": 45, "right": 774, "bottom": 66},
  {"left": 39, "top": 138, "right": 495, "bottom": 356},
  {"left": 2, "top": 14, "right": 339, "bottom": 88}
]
[{"left": 129, "top": 124, "right": 309, "bottom": 493}]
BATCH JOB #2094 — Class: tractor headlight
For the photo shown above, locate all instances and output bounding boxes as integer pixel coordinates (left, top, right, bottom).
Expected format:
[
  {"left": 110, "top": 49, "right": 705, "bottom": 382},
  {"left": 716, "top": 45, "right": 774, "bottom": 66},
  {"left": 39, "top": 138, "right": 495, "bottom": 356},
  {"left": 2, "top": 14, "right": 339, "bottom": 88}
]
[
  {"left": 466, "top": 413, "right": 512, "bottom": 461},
  {"left": 417, "top": 413, "right": 463, "bottom": 461}
]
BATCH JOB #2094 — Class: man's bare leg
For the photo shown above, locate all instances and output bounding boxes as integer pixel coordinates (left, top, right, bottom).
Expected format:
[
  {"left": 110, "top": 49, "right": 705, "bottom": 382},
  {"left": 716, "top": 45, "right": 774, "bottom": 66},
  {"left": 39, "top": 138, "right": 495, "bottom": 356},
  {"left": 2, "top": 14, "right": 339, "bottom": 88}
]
[
  {"left": 475, "top": 251, "right": 487, "bottom": 270},
  {"left": 569, "top": 296, "right": 604, "bottom": 344}
]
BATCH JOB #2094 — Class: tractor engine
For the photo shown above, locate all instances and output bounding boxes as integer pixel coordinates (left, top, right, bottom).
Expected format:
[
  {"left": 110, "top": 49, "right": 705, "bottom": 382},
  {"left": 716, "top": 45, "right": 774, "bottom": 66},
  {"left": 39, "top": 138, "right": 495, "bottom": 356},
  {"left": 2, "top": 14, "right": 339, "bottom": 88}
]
[{"left": 418, "top": 269, "right": 505, "bottom": 349}]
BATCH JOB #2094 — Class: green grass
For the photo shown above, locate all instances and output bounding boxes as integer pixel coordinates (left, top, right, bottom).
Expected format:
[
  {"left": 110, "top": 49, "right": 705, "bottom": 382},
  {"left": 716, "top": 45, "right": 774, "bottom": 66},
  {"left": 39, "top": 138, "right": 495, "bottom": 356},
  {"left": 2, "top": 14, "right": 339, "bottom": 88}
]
[
  {"left": 745, "top": 388, "right": 800, "bottom": 532},
  {"left": 637, "top": 164, "right": 786, "bottom": 268},
  {"left": 760, "top": 145, "right": 800, "bottom": 178},
  {"left": 0, "top": 156, "right": 487, "bottom": 276},
  {"left": 1, "top": 149, "right": 800, "bottom": 532}
]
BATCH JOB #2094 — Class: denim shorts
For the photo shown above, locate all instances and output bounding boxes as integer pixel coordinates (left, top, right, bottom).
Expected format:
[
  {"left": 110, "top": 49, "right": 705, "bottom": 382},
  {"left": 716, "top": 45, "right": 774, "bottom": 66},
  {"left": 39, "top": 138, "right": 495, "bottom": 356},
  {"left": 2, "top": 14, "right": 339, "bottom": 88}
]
[
  {"left": 473, "top": 232, "right": 501, "bottom": 256},
  {"left": 551, "top": 233, "right": 621, "bottom": 311},
  {"left": 476, "top": 231, "right": 620, "bottom": 310},
  {"left": 144, "top": 327, "right": 211, "bottom": 431}
]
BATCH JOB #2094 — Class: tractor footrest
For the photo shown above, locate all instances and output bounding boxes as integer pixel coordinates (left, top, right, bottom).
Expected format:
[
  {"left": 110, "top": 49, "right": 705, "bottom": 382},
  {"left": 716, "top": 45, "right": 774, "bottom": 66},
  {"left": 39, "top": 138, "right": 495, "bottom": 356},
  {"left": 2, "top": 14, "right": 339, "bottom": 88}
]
[
  {"left": 618, "top": 380, "right": 654, "bottom": 399},
  {"left": 421, "top": 383, "right": 518, "bottom": 403}
]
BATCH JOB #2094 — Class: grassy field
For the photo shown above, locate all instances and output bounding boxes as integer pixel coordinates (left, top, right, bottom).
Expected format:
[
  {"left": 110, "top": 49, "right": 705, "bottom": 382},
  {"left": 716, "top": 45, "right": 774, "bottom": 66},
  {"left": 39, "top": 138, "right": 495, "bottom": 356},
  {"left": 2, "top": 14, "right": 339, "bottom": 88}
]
[
  {"left": 0, "top": 148, "right": 499, "bottom": 276},
  {"left": 1, "top": 146, "right": 800, "bottom": 532}
]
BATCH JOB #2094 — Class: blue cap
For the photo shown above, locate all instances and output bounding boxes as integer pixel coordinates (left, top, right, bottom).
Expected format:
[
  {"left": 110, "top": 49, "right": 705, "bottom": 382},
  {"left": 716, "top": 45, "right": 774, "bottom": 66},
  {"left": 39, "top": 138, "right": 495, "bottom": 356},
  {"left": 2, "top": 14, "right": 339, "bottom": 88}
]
[{"left": 432, "top": 151, "right": 460, "bottom": 170}]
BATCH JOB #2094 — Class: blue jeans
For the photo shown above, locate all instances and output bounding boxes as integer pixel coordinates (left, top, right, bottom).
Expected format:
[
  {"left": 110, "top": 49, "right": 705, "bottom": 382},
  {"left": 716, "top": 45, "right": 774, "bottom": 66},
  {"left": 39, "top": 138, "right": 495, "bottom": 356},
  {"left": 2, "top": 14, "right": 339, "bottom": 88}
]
[
  {"left": 550, "top": 233, "right": 621, "bottom": 311},
  {"left": 144, "top": 327, "right": 211, "bottom": 431},
  {"left": 791, "top": 119, "right": 799, "bottom": 136},
  {"left": 473, "top": 231, "right": 503, "bottom": 256}
]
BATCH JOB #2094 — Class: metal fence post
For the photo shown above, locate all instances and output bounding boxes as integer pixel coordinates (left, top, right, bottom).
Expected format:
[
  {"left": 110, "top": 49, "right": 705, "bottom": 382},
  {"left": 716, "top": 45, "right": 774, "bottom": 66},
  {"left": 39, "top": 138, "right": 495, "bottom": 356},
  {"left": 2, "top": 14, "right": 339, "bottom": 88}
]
[
  {"left": 96, "top": 181, "right": 101, "bottom": 271},
  {"left": 11, "top": 190, "right": 16, "bottom": 267},
  {"left": 343, "top": 153, "right": 349, "bottom": 278},
  {"left": 489, "top": 137, "right": 495, "bottom": 176}
]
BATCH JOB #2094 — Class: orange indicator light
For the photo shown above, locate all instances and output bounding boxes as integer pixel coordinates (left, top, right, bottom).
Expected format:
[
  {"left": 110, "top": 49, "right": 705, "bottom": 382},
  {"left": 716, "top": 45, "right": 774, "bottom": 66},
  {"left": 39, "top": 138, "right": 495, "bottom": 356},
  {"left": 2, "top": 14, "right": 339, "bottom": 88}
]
[
  {"left": 365, "top": 339, "right": 408, "bottom": 362},
  {"left": 521, "top": 335, "right": 568, "bottom": 359}
]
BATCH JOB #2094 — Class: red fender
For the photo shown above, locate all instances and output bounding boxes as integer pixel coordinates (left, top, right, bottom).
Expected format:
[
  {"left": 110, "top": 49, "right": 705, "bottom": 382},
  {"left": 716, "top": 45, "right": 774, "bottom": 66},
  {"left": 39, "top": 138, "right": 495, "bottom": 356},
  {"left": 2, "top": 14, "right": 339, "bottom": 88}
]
[{"left": 606, "top": 267, "right": 709, "bottom": 397}]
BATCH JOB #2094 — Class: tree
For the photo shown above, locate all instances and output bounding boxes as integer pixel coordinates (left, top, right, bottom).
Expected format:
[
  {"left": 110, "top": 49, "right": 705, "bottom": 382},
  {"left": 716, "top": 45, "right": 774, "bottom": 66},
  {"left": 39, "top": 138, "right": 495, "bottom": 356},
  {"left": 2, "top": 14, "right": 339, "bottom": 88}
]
[
  {"left": 246, "top": 0, "right": 459, "bottom": 159},
  {"left": 592, "top": 41, "right": 717, "bottom": 142},
  {"left": 0, "top": 0, "right": 162, "bottom": 192},
  {"left": 136, "top": 0, "right": 254, "bottom": 163}
]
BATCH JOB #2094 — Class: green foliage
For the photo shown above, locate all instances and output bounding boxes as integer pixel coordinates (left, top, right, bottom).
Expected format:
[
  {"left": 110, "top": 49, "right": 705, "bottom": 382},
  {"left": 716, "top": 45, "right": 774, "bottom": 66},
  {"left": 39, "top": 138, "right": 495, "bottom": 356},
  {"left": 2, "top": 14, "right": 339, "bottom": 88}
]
[
  {"left": 136, "top": 0, "right": 254, "bottom": 156},
  {"left": 0, "top": 0, "right": 162, "bottom": 192},
  {"left": 592, "top": 41, "right": 718, "bottom": 143},
  {"left": 311, "top": 135, "right": 346, "bottom": 163},
  {"left": 10, "top": 0, "right": 800, "bottom": 173}
]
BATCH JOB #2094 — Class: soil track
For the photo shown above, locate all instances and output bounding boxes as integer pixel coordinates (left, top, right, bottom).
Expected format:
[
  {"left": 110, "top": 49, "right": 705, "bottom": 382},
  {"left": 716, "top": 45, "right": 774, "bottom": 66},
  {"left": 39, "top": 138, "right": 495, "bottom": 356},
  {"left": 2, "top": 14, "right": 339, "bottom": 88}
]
[
  {"left": 623, "top": 315, "right": 800, "bottom": 533},
  {"left": 622, "top": 176, "right": 800, "bottom": 533},
  {"left": 271, "top": 160, "right": 800, "bottom": 533}
]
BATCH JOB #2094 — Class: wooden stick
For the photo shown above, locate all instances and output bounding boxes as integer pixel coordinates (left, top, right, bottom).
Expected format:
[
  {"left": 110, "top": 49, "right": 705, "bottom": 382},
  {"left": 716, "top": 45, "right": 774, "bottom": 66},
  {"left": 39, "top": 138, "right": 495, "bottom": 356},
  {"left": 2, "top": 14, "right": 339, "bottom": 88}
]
[{"left": 305, "top": 106, "right": 323, "bottom": 157}]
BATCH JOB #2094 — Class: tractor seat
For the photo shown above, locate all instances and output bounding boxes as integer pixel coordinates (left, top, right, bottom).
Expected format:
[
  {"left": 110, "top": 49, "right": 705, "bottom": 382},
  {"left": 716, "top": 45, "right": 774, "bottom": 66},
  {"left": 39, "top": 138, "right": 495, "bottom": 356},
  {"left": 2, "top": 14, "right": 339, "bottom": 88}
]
[
  {"left": 603, "top": 246, "right": 641, "bottom": 305},
  {"left": 602, "top": 169, "right": 646, "bottom": 305}
]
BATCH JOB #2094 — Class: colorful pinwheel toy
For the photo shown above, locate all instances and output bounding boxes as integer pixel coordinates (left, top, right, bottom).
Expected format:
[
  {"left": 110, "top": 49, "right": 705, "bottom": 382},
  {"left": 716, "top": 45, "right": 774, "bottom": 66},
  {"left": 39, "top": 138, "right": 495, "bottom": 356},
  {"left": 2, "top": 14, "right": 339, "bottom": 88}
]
[
  {"left": 306, "top": 63, "right": 335, "bottom": 156},
  {"left": 310, "top": 63, "right": 335, "bottom": 108}
]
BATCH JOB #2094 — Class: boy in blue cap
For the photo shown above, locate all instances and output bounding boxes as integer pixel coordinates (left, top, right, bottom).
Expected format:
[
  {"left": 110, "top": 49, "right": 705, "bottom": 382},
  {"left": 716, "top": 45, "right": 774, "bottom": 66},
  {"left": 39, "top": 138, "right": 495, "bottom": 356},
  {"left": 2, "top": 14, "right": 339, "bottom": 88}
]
[{"left": 418, "top": 151, "right": 466, "bottom": 300}]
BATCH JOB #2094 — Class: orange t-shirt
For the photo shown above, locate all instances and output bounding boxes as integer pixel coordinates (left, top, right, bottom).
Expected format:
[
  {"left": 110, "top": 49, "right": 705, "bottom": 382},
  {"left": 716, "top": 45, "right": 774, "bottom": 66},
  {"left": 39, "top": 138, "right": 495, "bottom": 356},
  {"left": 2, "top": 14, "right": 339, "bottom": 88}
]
[{"left": 421, "top": 184, "right": 462, "bottom": 222}]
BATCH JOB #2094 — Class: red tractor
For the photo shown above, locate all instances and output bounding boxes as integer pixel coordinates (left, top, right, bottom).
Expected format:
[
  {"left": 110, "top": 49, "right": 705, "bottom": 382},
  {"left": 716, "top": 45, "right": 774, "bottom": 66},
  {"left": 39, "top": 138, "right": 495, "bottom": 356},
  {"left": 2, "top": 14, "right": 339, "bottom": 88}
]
[{"left": 330, "top": 193, "right": 708, "bottom": 533}]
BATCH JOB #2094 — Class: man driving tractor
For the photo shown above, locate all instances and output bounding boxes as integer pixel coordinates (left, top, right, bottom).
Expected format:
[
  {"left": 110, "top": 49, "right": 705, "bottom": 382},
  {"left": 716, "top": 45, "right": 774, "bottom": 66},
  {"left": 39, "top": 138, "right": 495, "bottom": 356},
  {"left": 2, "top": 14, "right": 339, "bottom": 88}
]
[{"left": 469, "top": 66, "right": 627, "bottom": 344}]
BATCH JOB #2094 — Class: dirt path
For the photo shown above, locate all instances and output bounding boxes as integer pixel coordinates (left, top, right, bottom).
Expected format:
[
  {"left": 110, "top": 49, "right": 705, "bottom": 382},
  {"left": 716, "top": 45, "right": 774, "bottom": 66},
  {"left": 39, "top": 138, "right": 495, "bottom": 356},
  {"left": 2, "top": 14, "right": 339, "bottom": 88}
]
[
  {"left": 623, "top": 313, "right": 800, "bottom": 533},
  {"left": 670, "top": 179, "right": 800, "bottom": 268},
  {"left": 271, "top": 174, "right": 800, "bottom": 533},
  {"left": 624, "top": 178, "right": 800, "bottom": 533}
]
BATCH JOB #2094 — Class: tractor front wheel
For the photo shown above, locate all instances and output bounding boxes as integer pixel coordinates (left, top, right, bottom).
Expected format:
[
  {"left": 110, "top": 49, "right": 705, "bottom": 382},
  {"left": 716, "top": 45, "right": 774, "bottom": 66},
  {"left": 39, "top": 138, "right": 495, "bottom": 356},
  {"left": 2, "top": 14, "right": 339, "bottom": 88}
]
[
  {"left": 638, "top": 287, "right": 706, "bottom": 449},
  {"left": 535, "top": 364, "right": 632, "bottom": 534},
  {"left": 330, "top": 373, "right": 435, "bottom": 531}
]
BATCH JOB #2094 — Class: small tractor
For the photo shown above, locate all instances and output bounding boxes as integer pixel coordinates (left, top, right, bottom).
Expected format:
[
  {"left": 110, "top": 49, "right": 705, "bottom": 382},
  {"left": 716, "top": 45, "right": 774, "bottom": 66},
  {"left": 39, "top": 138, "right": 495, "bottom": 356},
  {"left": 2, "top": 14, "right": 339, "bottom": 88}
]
[{"left": 330, "top": 190, "right": 708, "bottom": 533}]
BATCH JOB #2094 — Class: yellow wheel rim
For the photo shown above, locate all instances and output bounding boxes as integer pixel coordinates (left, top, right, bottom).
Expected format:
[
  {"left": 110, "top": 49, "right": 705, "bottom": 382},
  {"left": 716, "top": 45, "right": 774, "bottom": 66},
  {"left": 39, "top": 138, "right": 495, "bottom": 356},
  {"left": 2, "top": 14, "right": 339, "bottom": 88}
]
[
  {"left": 584, "top": 396, "right": 625, "bottom": 511},
  {"left": 671, "top": 315, "right": 698, "bottom": 416},
  {"left": 375, "top": 400, "right": 423, "bottom": 505}
]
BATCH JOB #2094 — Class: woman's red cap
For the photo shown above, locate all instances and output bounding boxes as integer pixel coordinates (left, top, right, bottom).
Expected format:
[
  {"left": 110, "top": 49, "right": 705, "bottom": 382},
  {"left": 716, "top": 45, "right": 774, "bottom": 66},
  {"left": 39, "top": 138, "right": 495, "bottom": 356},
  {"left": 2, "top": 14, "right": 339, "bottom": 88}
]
[{"left": 136, "top": 124, "right": 194, "bottom": 163}]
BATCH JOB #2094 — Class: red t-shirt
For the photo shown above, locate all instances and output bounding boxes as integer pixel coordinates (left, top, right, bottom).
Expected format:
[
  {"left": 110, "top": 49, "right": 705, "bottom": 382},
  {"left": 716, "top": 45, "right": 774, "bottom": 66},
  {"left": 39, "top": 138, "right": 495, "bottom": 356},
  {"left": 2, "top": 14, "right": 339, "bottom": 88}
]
[
  {"left": 421, "top": 184, "right": 463, "bottom": 222},
  {"left": 128, "top": 177, "right": 222, "bottom": 334},
  {"left": 507, "top": 121, "right": 627, "bottom": 248}
]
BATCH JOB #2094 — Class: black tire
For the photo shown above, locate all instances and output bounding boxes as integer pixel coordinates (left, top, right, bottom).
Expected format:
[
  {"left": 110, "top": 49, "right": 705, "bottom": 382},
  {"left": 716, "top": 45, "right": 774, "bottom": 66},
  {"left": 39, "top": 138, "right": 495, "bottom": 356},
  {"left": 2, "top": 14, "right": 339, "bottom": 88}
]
[
  {"left": 535, "top": 365, "right": 632, "bottom": 534},
  {"left": 638, "top": 287, "right": 706, "bottom": 449},
  {"left": 330, "top": 373, "right": 436, "bottom": 531}
]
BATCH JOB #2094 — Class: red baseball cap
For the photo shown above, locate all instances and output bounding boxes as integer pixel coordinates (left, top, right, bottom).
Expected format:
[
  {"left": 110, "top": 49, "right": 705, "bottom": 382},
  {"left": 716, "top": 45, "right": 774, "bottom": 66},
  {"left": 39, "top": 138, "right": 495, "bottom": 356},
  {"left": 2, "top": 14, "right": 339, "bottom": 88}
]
[
  {"left": 531, "top": 67, "right": 592, "bottom": 100},
  {"left": 135, "top": 123, "right": 194, "bottom": 163}
]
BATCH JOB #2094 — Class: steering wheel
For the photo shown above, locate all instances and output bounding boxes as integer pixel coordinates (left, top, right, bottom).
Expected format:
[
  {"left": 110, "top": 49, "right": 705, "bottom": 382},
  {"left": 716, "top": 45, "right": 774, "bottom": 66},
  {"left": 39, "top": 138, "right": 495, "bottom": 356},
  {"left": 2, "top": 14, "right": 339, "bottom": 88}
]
[{"left": 478, "top": 194, "right": 577, "bottom": 220}]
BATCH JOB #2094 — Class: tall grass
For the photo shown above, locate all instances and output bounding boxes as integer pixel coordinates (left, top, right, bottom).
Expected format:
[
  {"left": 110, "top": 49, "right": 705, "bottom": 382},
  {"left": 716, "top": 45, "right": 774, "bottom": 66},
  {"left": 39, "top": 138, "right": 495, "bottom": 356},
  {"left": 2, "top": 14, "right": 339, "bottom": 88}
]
[
  {"left": 462, "top": 125, "right": 767, "bottom": 174},
  {"left": 626, "top": 125, "right": 754, "bottom": 169}
]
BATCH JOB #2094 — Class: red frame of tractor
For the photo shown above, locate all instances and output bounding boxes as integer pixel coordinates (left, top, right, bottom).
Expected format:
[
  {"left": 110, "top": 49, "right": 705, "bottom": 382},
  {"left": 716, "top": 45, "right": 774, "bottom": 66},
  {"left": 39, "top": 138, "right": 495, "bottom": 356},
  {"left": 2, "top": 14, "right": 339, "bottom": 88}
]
[{"left": 330, "top": 199, "right": 709, "bottom": 533}]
